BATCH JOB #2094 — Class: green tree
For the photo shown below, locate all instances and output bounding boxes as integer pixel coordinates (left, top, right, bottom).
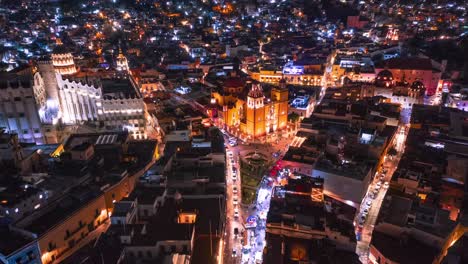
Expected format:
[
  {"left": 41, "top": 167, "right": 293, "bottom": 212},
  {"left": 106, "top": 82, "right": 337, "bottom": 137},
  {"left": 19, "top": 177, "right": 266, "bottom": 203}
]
[{"left": 288, "top": 112, "right": 300, "bottom": 123}]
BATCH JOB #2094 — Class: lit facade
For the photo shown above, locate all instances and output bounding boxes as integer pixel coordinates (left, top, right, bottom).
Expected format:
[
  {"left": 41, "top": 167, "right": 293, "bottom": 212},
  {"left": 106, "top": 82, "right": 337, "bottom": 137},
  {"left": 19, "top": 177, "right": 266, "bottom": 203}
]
[
  {"left": 252, "top": 69, "right": 323, "bottom": 86},
  {"left": 116, "top": 48, "right": 129, "bottom": 72},
  {"left": 213, "top": 83, "right": 288, "bottom": 140},
  {"left": 0, "top": 67, "right": 54, "bottom": 144},
  {"left": 57, "top": 75, "right": 148, "bottom": 139},
  {"left": 51, "top": 53, "right": 77, "bottom": 76}
]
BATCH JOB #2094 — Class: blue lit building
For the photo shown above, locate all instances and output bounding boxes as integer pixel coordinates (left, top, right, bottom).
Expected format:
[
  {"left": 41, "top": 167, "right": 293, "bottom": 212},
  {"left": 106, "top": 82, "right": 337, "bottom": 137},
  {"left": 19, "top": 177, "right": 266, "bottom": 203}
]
[{"left": 0, "top": 226, "right": 42, "bottom": 264}]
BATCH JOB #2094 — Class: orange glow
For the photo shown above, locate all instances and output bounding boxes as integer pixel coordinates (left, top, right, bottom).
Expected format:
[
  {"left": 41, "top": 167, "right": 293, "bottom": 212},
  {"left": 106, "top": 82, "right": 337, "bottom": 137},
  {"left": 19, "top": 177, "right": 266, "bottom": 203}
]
[{"left": 213, "top": 3, "right": 234, "bottom": 15}]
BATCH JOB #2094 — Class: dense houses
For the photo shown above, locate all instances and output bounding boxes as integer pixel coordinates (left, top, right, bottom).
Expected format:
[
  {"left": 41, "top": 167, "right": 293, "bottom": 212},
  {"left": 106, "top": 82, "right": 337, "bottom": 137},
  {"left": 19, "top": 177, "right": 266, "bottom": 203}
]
[
  {"left": 369, "top": 105, "right": 468, "bottom": 264},
  {"left": 0, "top": 0, "right": 467, "bottom": 264}
]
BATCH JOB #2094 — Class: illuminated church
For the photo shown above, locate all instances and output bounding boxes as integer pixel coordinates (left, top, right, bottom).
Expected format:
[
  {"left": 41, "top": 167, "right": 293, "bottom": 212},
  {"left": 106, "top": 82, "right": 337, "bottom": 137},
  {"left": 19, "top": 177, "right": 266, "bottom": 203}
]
[{"left": 211, "top": 78, "right": 288, "bottom": 140}]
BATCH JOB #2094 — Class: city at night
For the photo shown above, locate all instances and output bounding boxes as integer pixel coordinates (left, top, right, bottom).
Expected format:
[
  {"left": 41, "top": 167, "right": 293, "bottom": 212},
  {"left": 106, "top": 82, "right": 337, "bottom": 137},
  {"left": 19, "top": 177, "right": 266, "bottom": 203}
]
[{"left": 0, "top": 0, "right": 467, "bottom": 263}]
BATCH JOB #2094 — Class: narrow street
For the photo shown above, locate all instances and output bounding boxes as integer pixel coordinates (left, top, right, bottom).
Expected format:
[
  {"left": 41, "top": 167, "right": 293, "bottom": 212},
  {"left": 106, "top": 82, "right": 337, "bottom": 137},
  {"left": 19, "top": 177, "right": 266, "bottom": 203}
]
[
  {"left": 222, "top": 132, "right": 291, "bottom": 264},
  {"left": 355, "top": 113, "right": 411, "bottom": 263},
  {"left": 224, "top": 148, "right": 243, "bottom": 264}
]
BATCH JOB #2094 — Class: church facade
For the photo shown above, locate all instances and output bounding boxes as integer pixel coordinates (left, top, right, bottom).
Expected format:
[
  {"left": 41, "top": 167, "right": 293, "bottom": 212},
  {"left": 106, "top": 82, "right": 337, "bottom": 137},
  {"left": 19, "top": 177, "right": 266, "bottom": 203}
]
[{"left": 212, "top": 81, "right": 288, "bottom": 141}]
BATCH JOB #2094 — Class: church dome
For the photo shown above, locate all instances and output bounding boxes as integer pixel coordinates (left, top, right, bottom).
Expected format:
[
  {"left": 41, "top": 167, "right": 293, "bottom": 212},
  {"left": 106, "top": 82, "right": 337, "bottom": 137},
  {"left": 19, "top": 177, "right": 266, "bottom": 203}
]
[
  {"left": 375, "top": 69, "right": 394, "bottom": 88},
  {"left": 411, "top": 80, "right": 425, "bottom": 90},
  {"left": 376, "top": 70, "right": 393, "bottom": 80}
]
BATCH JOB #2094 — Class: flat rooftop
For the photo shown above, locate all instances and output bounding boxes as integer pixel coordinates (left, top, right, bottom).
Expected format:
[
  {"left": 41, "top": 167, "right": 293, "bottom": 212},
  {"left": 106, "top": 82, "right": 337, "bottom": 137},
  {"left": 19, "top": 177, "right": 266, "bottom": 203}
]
[
  {"left": 24, "top": 186, "right": 103, "bottom": 235},
  {"left": 101, "top": 77, "right": 140, "bottom": 99},
  {"left": 371, "top": 231, "right": 437, "bottom": 264},
  {"left": 314, "top": 157, "right": 373, "bottom": 181},
  {"left": 0, "top": 183, "right": 41, "bottom": 207},
  {"left": 0, "top": 228, "right": 35, "bottom": 256}
]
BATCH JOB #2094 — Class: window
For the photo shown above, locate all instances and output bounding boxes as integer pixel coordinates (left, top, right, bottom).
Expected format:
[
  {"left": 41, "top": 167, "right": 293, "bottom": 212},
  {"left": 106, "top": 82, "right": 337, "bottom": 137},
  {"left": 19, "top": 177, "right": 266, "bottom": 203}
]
[
  {"left": 27, "top": 251, "right": 36, "bottom": 260},
  {"left": 48, "top": 242, "right": 55, "bottom": 251},
  {"left": 23, "top": 130, "right": 29, "bottom": 134},
  {"left": 33, "top": 129, "right": 40, "bottom": 134},
  {"left": 14, "top": 97, "right": 21, "bottom": 101},
  {"left": 18, "top": 113, "right": 25, "bottom": 117}
]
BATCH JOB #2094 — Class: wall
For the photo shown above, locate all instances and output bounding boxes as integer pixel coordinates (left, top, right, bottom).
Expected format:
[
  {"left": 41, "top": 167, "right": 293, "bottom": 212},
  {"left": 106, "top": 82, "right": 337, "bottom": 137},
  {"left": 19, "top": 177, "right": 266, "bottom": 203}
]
[
  {"left": 312, "top": 168, "right": 371, "bottom": 206},
  {"left": 0, "top": 81, "right": 45, "bottom": 144},
  {"left": 38, "top": 196, "right": 108, "bottom": 264},
  {"left": 3, "top": 240, "right": 42, "bottom": 264}
]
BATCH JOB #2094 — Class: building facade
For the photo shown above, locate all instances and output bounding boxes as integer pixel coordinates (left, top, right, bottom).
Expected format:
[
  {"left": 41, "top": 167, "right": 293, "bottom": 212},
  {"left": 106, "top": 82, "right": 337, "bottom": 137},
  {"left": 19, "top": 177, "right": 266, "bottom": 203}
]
[
  {"left": 0, "top": 67, "right": 51, "bottom": 144},
  {"left": 213, "top": 82, "right": 288, "bottom": 141},
  {"left": 57, "top": 75, "right": 148, "bottom": 139}
]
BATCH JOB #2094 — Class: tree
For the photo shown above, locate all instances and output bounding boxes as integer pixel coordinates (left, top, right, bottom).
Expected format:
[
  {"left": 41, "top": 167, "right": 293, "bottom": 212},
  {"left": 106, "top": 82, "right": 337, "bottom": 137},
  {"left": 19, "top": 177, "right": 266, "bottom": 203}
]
[{"left": 288, "top": 112, "right": 300, "bottom": 123}]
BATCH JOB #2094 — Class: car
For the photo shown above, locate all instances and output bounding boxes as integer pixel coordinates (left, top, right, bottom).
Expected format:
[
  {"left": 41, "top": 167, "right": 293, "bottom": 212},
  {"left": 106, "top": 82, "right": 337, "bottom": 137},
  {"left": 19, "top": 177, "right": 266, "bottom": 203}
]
[
  {"left": 366, "top": 200, "right": 372, "bottom": 207},
  {"left": 233, "top": 197, "right": 238, "bottom": 205},
  {"left": 229, "top": 141, "right": 236, "bottom": 147},
  {"left": 363, "top": 208, "right": 369, "bottom": 215},
  {"left": 228, "top": 152, "right": 233, "bottom": 157},
  {"left": 232, "top": 249, "right": 237, "bottom": 257},
  {"left": 233, "top": 186, "right": 238, "bottom": 194},
  {"left": 232, "top": 173, "right": 237, "bottom": 181},
  {"left": 234, "top": 209, "right": 239, "bottom": 218},
  {"left": 383, "top": 182, "right": 389, "bottom": 189}
]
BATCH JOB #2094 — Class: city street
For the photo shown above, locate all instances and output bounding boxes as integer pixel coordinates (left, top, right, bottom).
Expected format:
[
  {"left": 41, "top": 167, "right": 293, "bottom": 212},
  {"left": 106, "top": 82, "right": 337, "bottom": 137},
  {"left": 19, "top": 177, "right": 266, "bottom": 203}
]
[
  {"left": 222, "top": 131, "right": 291, "bottom": 264},
  {"left": 355, "top": 121, "right": 410, "bottom": 263},
  {"left": 224, "top": 148, "right": 243, "bottom": 264}
]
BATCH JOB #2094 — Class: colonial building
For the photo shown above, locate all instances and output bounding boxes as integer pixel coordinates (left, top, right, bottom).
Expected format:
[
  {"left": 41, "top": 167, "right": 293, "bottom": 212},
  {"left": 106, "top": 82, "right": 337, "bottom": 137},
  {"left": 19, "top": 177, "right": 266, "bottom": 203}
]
[
  {"left": 57, "top": 74, "right": 148, "bottom": 139},
  {"left": 116, "top": 47, "right": 129, "bottom": 72},
  {"left": 212, "top": 80, "right": 288, "bottom": 141},
  {"left": 251, "top": 60, "right": 324, "bottom": 86},
  {"left": 375, "top": 57, "right": 442, "bottom": 96},
  {"left": 51, "top": 42, "right": 77, "bottom": 76},
  {"left": 0, "top": 66, "right": 57, "bottom": 144}
]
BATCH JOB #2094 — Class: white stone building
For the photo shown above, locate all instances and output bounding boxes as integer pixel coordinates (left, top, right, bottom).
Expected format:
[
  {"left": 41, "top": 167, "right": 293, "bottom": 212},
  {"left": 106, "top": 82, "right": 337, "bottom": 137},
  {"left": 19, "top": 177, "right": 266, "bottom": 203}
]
[
  {"left": 0, "top": 67, "right": 52, "bottom": 144},
  {"left": 57, "top": 74, "right": 148, "bottom": 139}
]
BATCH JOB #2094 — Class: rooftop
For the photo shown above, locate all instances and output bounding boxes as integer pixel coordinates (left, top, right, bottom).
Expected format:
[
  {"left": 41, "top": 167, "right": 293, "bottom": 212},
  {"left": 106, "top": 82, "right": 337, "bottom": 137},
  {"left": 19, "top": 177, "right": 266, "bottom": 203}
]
[
  {"left": 0, "top": 227, "right": 36, "bottom": 256},
  {"left": 24, "top": 186, "right": 103, "bottom": 235},
  {"left": 370, "top": 230, "right": 437, "bottom": 264}
]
